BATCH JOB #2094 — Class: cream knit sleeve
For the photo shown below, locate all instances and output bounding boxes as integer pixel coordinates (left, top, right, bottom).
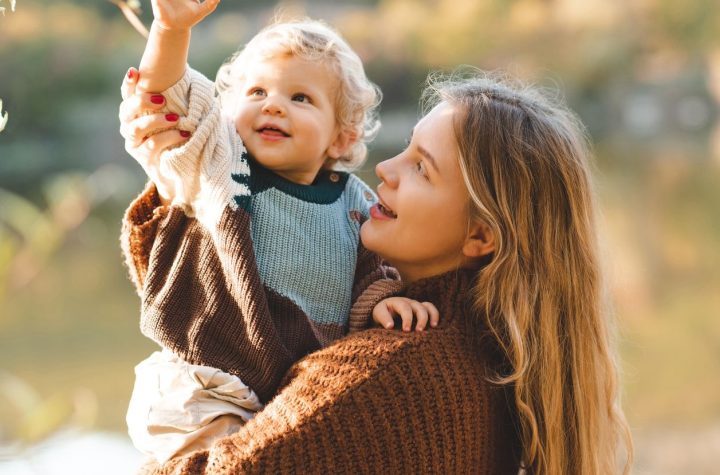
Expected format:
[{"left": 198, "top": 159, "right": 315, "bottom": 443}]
[{"left": 158, "top": 68, "right": 251, "bottom": 230}]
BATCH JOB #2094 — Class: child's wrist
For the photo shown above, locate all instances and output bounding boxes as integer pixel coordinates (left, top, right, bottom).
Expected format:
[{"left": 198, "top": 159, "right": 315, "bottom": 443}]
[{"left": 152, "top": 19, "right": 192, "bottom": 35}]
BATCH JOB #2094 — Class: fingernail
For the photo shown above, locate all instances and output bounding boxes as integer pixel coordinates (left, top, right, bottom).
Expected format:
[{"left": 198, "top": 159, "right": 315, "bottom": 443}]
[
  {"left": 127, "top": 69, "right": 136, "bottom": 81},
  {"left": 179, "top": 130, "right": 191, "bottom": 138},
  {"left": 151, "top": 95, "right": 165, "bottom": 105},
  {"left": 165, "top": 113, "right": 179, "bottom": 122}
]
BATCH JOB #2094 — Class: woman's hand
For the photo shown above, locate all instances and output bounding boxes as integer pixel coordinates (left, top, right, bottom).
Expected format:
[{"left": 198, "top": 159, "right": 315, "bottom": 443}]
[
  {"left": 119, "top": 67, "right": 190, "bottom": 205},
  {"left": 372, "top": 297, "right": 440, "bottom": 332},
  {"left": 151, "top": 0, "right": 221, "bottom": 31}
]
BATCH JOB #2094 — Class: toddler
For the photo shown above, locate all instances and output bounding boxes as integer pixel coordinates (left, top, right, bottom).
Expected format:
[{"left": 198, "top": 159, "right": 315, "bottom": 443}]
[{"left": 121, "top": 0, "right": 437, "bottom": 464}]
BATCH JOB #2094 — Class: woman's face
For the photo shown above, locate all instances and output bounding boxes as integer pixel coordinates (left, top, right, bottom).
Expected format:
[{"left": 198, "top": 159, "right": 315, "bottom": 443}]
[{"left": 361, "top": 102, "right": 473, "bottom": 282}]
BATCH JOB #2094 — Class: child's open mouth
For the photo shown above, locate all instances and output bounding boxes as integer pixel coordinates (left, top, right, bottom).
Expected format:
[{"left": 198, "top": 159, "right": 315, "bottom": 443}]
[{"left": 257, "top": 124, "right": 290, "bottom": 138}]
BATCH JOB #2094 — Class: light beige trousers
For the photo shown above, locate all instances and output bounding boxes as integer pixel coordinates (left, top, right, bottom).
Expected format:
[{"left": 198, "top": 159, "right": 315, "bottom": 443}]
[{"left": 126, "top": 349, "right": 263, "bottom": 463}]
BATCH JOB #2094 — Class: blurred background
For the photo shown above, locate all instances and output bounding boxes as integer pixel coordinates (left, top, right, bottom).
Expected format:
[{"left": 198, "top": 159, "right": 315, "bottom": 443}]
[{"left": 1, "top": 0, "right": 718, "bottom": 473}]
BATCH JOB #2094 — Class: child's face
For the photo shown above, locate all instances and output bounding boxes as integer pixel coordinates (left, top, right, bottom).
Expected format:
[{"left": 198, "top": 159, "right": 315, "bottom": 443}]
[{"left": 233, "top": 55, "right": 350, "bottom": 184}]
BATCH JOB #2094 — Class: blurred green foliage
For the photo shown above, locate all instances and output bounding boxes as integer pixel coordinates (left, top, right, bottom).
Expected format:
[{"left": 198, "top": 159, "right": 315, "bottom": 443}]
[{"left": 0, "top": 1, "right": 719, "bottom": 469}]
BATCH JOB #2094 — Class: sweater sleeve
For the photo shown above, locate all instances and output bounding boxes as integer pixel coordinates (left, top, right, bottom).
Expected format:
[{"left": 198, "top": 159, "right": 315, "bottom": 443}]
[
  {"left": 120, "top": 181, "right": 167, "bottom": 294},
  {"left": 348, "top": 275, "right": 403, "bottom": 333},
  {"left": 347, "top": 240, "right": 400, "bottom": 333},
  {"left": 119, "top": 71, "right": 294, "bottom": 403},
  {"left": 156, "top": 67, "right": 250, "bottom": 229}
]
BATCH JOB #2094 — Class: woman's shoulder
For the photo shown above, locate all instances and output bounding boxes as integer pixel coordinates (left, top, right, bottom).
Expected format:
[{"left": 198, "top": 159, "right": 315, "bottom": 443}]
[
  {"left": 253, "top": 323, "right": 520, "bottom": 474},
  {"left": 178, "top": 308, "right": 519, "bottom": 475},
  {"left": 282, "top": 324, "right": 499, "bottom": 398}
]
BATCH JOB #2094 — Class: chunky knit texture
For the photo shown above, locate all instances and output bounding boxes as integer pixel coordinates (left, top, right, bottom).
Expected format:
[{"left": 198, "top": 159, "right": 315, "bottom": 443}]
[
  {"left": 120, "top": 69, "right": 396, "bottom": 403},
  {"left": 122, "top": 181, "right": 395, "bottom": 404},
  {"left": 139, "top": 269, "right": 522, "bottom": 474},
  {"left": 152, "top": 67, "right": 384, "bottom": 339}
]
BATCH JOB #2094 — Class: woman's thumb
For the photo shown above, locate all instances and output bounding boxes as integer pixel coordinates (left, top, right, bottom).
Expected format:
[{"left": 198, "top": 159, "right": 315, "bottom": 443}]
[{"left": 121, "top": 68, "right": 139, "bottom": 101}]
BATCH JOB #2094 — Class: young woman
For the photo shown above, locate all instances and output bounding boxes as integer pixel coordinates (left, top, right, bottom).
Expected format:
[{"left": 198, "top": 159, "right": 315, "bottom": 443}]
[{"left": 119, "top": 68, "right": 632, "bottom": 474}]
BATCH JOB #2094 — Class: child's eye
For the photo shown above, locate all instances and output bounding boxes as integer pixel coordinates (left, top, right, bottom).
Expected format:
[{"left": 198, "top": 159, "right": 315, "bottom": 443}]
[
  {"left": 250, "top": 88, "right": 266, "bottom": 97},
  {"left": 292, "top": 93, "right": 311, "bottom": 103}
]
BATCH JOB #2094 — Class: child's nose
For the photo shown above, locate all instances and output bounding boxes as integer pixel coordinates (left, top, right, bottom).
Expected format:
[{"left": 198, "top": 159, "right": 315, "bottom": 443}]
[{"left": 261, "top": 97, "right": 285, "bottom": 116}]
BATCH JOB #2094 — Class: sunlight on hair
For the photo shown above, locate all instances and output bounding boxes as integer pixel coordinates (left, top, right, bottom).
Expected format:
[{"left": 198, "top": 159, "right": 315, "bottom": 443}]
[
  {"left": 215, "top": 19, "right": 381, "bottom": 170},
  {"left": 419, "top": 69, "right": 634, "bottom": 474}
]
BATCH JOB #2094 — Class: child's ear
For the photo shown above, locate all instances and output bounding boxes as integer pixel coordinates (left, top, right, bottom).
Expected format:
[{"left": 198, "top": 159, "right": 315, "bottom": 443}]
[
  {"left": 462, "top": 220, "right": 495, "bottom": 260},
  {"left": 327, "top": 129, "right": 358, "bottom": 160}
]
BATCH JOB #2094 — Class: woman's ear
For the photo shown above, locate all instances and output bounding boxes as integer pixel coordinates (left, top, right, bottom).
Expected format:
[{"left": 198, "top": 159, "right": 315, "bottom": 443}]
[
  {"left": 462, "top": 220, "right": 495, "bottom": 259},
  {"left": 327, "top": 128, "right": 358, "bottom": 159}
]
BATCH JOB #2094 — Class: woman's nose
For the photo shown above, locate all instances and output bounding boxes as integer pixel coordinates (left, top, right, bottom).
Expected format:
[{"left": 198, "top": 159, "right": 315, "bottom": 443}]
[{"left": 375, "top": 157, "right": 399, "bottom": 188}]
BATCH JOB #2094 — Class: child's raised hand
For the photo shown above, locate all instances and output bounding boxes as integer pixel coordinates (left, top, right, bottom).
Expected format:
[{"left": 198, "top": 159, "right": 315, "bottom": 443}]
[
  {"left": 151, "top": 0, "right": 221, "bottom": 31},
  {"left": 372, "top": 297, "right": 440, "bottom": 332}
]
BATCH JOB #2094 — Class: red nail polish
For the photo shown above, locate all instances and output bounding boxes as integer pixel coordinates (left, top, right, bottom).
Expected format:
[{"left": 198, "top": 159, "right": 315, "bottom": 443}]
[
  {"left": 165, "top": 113, "right": 179, "bottom": 122},
  {"left": 180, "top": 130, "right": 191, "bottom": 138},
  {"left": 150, "top": 95, "right": 165, "bottom": 105},
  {"left": 127, "top": 69, "right": 136, "bottom": 80}
]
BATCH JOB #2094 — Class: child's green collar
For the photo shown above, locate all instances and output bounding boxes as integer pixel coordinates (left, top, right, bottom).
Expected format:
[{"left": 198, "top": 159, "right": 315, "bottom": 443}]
[{"left": 248, "top": 155, "right": 349, "bottom": 204}]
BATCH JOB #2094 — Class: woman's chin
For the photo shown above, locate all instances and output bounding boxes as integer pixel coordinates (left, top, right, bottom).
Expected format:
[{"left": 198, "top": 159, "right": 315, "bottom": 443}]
[{"left": 360, "top": 220, "right": 385, "bottom": 257}]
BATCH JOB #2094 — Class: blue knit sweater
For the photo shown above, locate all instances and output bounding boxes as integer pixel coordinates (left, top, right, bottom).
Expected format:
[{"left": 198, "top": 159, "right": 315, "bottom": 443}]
[{"left": 121, "top": 68, "right": 396, "bottom": 402}]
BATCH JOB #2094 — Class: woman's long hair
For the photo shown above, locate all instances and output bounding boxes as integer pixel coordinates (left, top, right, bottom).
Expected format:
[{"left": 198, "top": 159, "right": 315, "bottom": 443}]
[{"left": 423, "top": 70, "right": 632, "bottom": 474}]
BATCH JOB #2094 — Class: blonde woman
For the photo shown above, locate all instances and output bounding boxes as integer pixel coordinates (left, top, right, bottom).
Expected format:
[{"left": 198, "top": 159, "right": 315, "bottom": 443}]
[{"left": 120, "top": 68, "right": 633, "bottom": 474}]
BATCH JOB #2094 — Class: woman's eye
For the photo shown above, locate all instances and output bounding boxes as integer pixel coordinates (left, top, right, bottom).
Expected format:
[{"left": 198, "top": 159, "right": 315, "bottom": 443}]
[
  {"left": 292, "top": 93, "right": 311, "bottom": 103},
  {"left": 416, "top": 160, "right": 429, "bottom": 179}
]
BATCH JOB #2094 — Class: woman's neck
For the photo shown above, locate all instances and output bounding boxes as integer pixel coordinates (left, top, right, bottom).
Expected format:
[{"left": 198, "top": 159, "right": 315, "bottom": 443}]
[{"left": 396, "top": 262, "right": 470, "bottom": 284}]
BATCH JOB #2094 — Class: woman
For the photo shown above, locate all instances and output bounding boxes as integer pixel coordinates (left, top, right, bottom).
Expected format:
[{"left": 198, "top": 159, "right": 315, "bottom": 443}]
[{"left": 119, "top": 68, "right": 632, "bottom": 474}]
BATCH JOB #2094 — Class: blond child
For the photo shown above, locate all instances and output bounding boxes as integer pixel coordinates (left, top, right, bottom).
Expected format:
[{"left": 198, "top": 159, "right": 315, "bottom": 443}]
[{"left": 120, "top": 0, "right": 437, "bottom": 463}]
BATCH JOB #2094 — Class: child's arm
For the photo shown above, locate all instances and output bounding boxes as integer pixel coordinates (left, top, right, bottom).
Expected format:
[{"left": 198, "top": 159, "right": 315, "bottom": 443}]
[
  {"left": 137, "top": 0, "right": 220, "bottom": 92},
  {"left": 372, "top": 297, "right": 440, "bottom": 332}
]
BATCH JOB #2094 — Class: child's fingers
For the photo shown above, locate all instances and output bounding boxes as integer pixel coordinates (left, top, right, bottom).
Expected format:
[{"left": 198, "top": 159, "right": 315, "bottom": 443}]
[
  {"left": 423, "top": 302, "right": 440, "bottom": 328},
  {"left": 410, "top": 301, "right": 429, "bottom": 332},
  {"left": 200, "top": 0, "right": 221, "bottom": 16},
  {"left": 191, "top": 0, "right": 221, "bottom": 23},
  {"left": 389, "top": 300, "right": 414, "bottom": 332},
  {"left": 372, "top": 303, "right": 395, "bottom": 330},
  {"left": 121, "top": 68, "right": 139, "bottom": 101}
]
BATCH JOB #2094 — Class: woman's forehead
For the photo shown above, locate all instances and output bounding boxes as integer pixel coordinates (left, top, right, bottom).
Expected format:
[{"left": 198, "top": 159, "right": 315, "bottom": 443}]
[{"left": 414, "top": 103, "right": 460, "bottom": 168}]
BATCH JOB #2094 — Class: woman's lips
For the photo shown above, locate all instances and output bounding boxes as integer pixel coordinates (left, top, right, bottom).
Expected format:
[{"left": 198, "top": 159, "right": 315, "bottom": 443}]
[{"left": 369, "top": 203, "right": 397, "bottom": 220}]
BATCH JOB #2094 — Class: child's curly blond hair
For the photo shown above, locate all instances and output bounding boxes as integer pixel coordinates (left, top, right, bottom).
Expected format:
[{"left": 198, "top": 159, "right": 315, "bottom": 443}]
[{"left": 216, "top": 19, "right": 381, "bottom": 170}]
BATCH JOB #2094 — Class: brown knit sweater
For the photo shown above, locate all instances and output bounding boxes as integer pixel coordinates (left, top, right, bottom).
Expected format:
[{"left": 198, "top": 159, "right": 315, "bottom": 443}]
[
  {"left": 121, "top": 182, "right": 396, "bottom": 403},
  {"left": 140, "top": 268, "right": 522, "bottom": 474}
]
